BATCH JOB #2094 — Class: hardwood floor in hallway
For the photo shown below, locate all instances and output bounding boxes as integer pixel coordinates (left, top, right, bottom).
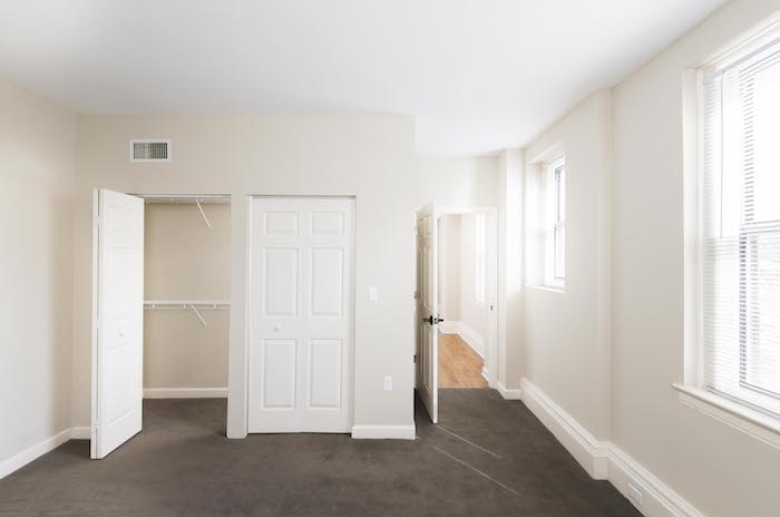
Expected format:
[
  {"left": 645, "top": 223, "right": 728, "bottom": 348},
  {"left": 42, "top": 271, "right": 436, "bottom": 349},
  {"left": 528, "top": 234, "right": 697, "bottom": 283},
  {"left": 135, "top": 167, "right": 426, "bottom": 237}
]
[{"left": 438, "top": 331, "right": 488, "bottom": 388}]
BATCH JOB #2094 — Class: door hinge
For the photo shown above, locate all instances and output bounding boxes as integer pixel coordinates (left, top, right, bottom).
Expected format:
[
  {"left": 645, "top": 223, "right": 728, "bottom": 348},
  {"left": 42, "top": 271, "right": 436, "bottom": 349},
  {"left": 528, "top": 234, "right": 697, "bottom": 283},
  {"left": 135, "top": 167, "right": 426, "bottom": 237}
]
[{"left": 413, "top": 354, "right": 417, "bottom": 363}]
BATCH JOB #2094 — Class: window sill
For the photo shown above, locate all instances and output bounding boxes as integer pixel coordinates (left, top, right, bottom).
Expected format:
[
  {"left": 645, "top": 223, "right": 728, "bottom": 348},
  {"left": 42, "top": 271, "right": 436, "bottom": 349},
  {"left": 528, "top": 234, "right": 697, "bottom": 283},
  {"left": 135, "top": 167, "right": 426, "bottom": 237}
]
[
  {"left": 526, "top": 284, "right": 565, "bottom": 294},
  {"left": 672, "top": 383, "right": 780, "bottom": 450}
]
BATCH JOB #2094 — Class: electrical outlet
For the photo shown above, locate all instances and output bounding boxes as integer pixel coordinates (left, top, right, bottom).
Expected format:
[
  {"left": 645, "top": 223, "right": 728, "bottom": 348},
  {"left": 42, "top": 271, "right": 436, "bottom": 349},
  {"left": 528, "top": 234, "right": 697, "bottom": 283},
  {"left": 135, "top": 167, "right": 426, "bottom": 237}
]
[
  {"left": 383, "top": 376, "right": 393, "bottom": 391},
  {"left": 627, "top": 483, "right": 643, "bottom": 508}
]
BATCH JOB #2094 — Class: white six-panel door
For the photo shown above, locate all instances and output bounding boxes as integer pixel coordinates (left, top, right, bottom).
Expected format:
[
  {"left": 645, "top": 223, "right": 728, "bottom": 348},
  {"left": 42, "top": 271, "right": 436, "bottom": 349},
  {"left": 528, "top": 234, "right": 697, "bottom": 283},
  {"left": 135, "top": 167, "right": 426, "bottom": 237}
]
[
  {"left": 248, "top": 197, "right": 354, "bottom": 433},
  {"left": 416, "top": 202, "right": 439, "bottom": 423},
  {"left": 91, "top": 189, "right": 145, "bottom": 459}
]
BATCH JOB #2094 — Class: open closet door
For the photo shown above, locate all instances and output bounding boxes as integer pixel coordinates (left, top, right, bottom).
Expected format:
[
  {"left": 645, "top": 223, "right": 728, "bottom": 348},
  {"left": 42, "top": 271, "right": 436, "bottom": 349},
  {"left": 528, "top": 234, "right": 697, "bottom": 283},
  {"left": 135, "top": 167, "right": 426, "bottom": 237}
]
[
  {"left": 91, "top": 189, "right": 144, "bottom": 459},
  {"left": 415, "top": 202, "right": 439, "bottom": 423}
]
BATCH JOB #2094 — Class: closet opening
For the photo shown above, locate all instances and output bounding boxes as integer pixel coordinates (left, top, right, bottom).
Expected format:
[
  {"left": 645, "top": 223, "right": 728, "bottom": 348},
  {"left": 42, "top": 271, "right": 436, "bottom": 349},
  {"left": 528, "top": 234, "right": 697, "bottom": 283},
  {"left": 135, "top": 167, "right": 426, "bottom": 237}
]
[{"left": 90, "top": 191, "right": 231, "bottom": 459}]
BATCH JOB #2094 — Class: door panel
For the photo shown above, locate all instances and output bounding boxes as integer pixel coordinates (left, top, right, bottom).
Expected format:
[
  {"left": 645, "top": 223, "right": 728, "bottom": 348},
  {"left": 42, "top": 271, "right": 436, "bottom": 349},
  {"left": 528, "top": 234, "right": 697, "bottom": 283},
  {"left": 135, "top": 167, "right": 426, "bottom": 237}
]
[
  {"left": 416, "top": 202, "right": 439, "bottom": 423},
  {"left": 91, "top": 189, "right": 144, "bottom": 459},
  {"left": 249, "top": 197, "right": 354, "bottom": 433}
]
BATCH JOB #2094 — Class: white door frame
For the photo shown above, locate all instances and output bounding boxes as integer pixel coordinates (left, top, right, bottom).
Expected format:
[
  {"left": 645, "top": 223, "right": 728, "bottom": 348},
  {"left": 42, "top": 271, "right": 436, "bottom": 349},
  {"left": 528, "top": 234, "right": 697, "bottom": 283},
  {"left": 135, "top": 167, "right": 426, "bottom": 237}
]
[
  {"left": 437, "top": 205, "right": 500, "bottom": 389},
  {"left": 244, "top": 195, "right": 357, "bottom": 432}
]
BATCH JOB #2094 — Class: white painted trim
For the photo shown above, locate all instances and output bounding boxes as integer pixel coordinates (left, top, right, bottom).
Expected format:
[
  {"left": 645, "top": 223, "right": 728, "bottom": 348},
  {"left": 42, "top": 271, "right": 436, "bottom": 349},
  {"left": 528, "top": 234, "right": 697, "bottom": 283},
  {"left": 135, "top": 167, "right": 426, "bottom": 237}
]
[
  {"left": 457, "top": 323, "right": 485, "bottom": 358},
  {"left": 521, "top": 379, "right": 609, "bottom": 479},
  {"left": 481, "top": 367, "right": 490, "bottom": 383},
  {"left": 520, "top": 378, "right": 709, "bottom": 517},
  {"left": 673, "top": 384, "right": 780, "bottom": 450},
  {"left": 437, "top": 321, "right": 485, "bottom": 358},
  {"left": 608, "top": 444, "right": 707, "bottom": 517},
  {"left": 0, "top": 429, "right": 72, "bottom": 479},
  {"left": 351, "top": 424, "right": 416, "bottom": 440},
  {"left": 143, "top": 388, "right": 228, "bottom": 399},
  {"left": 496, "top": 381, "right": 523, "bottom": 401}
]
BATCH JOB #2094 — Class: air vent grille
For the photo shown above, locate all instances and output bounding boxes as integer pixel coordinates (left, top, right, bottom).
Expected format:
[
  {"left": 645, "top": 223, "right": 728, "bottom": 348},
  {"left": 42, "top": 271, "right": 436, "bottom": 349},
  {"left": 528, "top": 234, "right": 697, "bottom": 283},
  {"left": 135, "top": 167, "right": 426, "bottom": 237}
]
[{"left": 131, "top": 140, "right": 171, "bottom": 162}]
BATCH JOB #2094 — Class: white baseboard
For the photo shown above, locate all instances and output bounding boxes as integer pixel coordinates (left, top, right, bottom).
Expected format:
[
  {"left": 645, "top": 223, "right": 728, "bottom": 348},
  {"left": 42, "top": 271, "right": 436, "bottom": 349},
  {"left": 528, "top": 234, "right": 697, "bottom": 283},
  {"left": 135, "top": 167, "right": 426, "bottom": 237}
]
[
  {"left": 481, "top": 366, "right": 490, "bottom": 383},
  {"left": 438, "top": 321, "right": 459, "bottom": 334},
  {"left": 0, "top": 428, "right": 72, "bottom": 480},
  {"left": 520, "top": 379, "right": 609, "bottom": 479},
  {"left": 520, "top": 378, "right": 707, "bottom": 517},
  {"left": 608, "top": 444, "right": 706, "bottom": 517},
  {"left": 351, "top": 424, "right": 416, "bottom": 440},
  {"left": 70, "top": 427, "right": 91, "bottom": 440},
  {"left": 438, "top": 321, "right": 484, "bottom": 357},
  {"left": 496, "top": 380, "right": 523, "bottom": 400},
  {"left": 457, "top": 323, "right": 485, "bottom": 357},
  {"left": 143, "top": 387, "right": 228, "bottom": 399}
]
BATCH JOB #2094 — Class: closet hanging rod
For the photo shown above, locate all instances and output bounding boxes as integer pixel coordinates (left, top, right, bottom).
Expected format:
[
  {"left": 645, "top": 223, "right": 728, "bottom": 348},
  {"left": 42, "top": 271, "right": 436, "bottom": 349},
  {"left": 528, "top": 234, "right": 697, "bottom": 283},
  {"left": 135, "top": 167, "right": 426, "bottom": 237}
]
[{"left": 137, "top": 194, "right": 230, "bottom": 204}]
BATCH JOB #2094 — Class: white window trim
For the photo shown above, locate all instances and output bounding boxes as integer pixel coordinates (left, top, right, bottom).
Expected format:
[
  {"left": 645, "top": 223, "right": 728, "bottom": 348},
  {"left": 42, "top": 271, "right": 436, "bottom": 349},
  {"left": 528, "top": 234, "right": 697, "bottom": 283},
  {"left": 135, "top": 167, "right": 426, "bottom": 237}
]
[
  {"left": 672, "top": 384, "right": 780, "bottom": 450},
  {"left": 680, "top": 14, "right": 780, "bottom": 446},
  {"left": 544, "top": 157, "right": 565, "bottom": 291}
]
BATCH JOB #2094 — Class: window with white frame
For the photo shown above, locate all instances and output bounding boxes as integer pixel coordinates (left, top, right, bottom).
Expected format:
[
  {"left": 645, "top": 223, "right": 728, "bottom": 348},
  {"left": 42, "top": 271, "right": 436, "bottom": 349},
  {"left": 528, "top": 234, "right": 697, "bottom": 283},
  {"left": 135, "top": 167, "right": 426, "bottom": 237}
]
[
  {"left": 545, "top": 158, "right": 566, "bottom": 288},
  {"left": 475, "top": 213, "right": 486, "bottom": 303},
  {"left": 697, "top": 36, "right": 780, "bottom": 418}
]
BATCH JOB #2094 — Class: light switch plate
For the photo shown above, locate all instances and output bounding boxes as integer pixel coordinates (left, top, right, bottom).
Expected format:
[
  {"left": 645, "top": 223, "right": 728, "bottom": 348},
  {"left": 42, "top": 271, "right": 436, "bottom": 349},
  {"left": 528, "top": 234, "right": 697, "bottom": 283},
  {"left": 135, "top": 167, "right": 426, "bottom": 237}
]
[{"left": 368, "top": 286, "right": 379, "bottom": 302}]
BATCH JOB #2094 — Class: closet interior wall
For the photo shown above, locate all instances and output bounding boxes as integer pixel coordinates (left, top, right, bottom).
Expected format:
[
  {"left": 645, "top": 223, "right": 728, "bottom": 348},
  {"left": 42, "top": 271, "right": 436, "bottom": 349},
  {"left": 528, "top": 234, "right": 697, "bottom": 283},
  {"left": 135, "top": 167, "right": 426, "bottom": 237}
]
[{"left": 143, "top": 198, "right": 231, "bottom": 395}]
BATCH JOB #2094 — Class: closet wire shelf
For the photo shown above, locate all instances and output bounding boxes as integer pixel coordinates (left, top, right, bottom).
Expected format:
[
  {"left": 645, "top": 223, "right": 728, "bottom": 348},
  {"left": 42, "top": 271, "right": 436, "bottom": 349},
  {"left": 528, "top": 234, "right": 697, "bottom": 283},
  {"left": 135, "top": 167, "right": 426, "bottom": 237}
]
[{"left": 143, "top": 300, "right": 230, "bottom": 327}]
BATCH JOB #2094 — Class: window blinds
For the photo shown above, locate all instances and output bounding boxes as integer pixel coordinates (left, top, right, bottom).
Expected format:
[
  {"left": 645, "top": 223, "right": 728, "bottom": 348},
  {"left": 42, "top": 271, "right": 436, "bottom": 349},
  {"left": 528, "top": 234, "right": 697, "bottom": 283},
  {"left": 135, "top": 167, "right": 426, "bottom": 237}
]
[{"left": 701, "top": 40, "right": 780, "bottom": 417}]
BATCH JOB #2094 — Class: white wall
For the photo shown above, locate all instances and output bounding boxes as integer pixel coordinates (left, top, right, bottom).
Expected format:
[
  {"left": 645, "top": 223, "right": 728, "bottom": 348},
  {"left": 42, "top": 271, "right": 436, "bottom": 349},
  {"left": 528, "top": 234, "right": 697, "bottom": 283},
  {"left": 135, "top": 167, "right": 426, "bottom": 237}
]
[
  {"left": 524, "top": 90, "right": 613, "bottom": 439},
  {"left": 143, "top": 203, "right": 230, "bottom": 391},
  {"left": 0, "top": 78, "right": 76, "bottom": 470},
  {"left": 498, "top": 149, "right": 525, "bottom": 389},
  {"left": 416, "top": 156, "right": 499, "bottom": 207},
  {"left": 70, "top": 121, "right": 499, "bottom": 437},
  {"left": 438, "top": 213, "right": 489, "bottom": 357},
  {"left": 611, "top": 1, "right": 780, "bottom": 516},
  {"left": 438, "top": 214, "right": 461, "bottom": 323},
  {"left": 457, "top": 213, "right": 488, "bottom": 355},
  {"left": 521, "top": 1, "right": 780, "bottom": 516}
]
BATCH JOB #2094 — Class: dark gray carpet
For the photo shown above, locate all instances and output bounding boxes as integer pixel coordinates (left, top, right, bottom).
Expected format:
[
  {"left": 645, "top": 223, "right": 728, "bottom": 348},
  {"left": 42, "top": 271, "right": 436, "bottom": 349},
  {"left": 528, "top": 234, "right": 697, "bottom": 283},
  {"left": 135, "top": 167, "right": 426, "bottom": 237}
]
[{"left": 0, "top": 390, "right": 641, "bottom": 517}]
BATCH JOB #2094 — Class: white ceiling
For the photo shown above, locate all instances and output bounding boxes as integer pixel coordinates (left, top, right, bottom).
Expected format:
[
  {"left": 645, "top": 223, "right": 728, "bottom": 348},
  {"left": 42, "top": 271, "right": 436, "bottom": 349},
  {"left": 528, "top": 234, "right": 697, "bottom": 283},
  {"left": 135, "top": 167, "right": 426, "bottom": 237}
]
[{"left": 0, "top": 0, "right": 727, "bottom": 154}]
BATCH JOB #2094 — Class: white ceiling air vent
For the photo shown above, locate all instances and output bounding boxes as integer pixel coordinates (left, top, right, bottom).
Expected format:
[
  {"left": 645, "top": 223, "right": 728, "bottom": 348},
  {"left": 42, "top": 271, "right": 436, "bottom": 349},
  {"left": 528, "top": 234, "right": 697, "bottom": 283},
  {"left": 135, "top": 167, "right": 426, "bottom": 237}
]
[{"left": 130, "top": 140, "right": 171, "bottom": 162}]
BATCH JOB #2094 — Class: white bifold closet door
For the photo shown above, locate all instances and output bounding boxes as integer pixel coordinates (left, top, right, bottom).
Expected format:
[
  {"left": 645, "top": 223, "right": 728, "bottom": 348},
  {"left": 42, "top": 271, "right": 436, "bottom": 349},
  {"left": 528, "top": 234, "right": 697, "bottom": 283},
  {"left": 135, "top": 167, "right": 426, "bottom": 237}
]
[
  {"left": 248, "top": 197, "right": 354, "bottom": 433},
  {"left": 91, "top": 189, "right": 145, "bottom": 459}
]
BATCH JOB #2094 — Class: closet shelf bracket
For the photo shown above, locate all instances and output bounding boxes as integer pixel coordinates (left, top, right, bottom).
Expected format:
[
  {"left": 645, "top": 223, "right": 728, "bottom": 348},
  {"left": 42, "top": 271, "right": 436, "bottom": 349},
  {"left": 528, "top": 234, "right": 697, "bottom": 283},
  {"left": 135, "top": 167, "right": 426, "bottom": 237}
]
[
  {"left": 196, "top": 199, "right": 213, "bottom": 228},
  {"left": 189, "top": 304, "right": 208, "bottom": 327}
]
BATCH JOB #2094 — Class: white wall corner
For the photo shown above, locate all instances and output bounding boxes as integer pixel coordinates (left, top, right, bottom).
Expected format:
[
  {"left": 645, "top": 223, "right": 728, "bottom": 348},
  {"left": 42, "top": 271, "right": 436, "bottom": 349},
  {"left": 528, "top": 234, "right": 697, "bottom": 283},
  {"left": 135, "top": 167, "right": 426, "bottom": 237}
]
[
  {"left": 0, "top": 429, "right": 72, "bottom": 480},
  {"left": 496, "top": 380, "right": 523, "bottom": 400},
  {"left": 520, "top": 379, "right": 610, "bottom": 479},
  {"left": 351, "top": 424, "right": 417, "bottom": 440},
  {"left": 520, "top": 378, "right": 708, "bottom": 517}
]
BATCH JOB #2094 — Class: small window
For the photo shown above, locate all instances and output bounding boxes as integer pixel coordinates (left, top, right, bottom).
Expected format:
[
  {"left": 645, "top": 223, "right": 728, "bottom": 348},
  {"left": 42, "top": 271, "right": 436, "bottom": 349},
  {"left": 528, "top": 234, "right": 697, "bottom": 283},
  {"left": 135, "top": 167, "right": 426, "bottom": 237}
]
[
  {"left": 696, "top": 35, "right": 780, "bottom": 418},
  {"left": 546, "top": 158, "right": 566, "bottom": 288}
]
